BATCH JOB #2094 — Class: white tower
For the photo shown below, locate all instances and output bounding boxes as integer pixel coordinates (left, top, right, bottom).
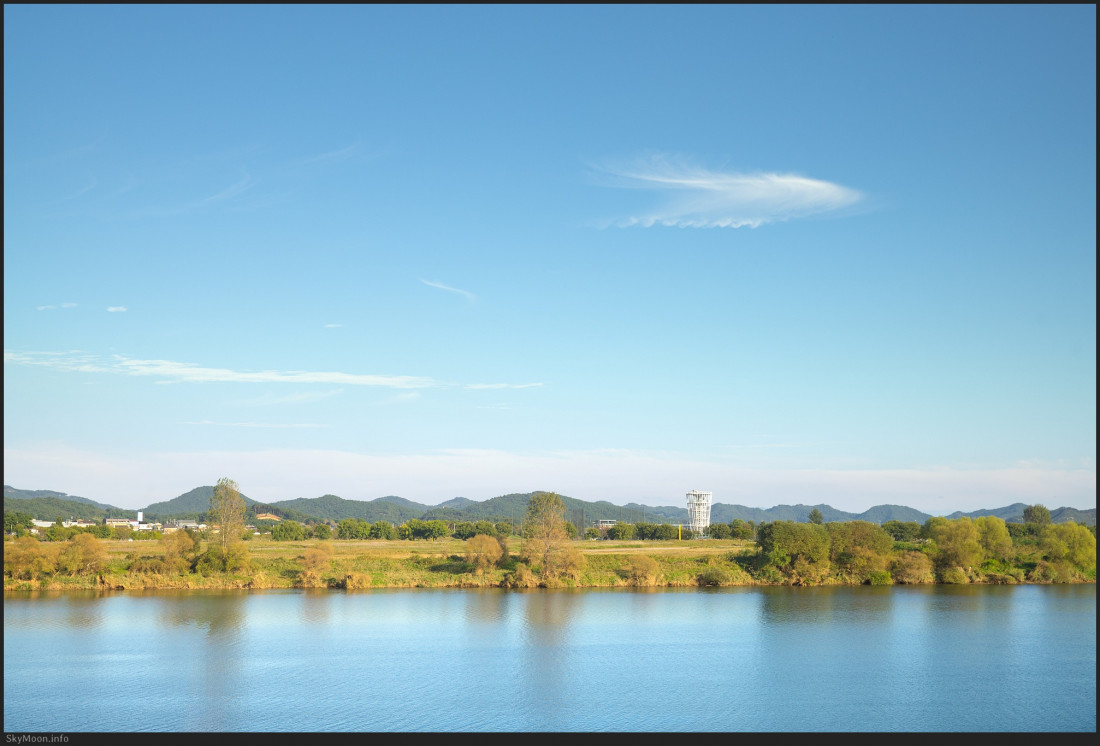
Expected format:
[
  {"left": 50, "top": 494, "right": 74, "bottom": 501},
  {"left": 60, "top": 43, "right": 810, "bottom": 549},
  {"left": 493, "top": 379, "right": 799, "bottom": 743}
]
[{"left": 685, "top": 490, "right": 712, "bottom": 538}]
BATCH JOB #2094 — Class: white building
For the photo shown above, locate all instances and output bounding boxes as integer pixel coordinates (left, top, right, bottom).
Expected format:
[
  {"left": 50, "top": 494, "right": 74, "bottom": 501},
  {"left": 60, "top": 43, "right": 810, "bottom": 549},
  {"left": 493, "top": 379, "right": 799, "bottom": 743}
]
[{"left": 686, "top": 490, "right": 713, "bottom": 537}]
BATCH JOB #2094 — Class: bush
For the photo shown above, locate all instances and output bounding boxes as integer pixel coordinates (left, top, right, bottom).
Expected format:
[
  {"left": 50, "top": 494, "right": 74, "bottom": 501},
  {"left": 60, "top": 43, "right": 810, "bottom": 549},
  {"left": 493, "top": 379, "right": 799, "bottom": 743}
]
[
  {"left": 697, "top": 567, "right": 732, "bottom": 586},
  {"left": 939, "top": 566, "right": 969, "bottom": 584},
  {"left": 272, "top": 521, "right": 307, "bottom": 542},
  {"left": 465, "top": 534, "right": 503, "bottom": 573},
  {"left": 627, "top": 555, "right": 661, "bottom": 586},
  {"left": 866, "top": 571, "right": 893, "bottom": 586},
  {"left": 504, "top": 562, "right": 538, "bottom": 588},
  {"left": 343, "top": 573, "right": 370, "bottom": 590},
  {"left": 891, "top": 551, "right": 934, "bottom": 584}
]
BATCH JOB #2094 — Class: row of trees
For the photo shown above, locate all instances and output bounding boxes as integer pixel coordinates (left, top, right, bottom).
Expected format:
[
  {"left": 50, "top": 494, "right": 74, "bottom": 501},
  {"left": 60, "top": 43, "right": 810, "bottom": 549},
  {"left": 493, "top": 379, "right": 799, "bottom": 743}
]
[{"left": 751, "top": 515, "right": 1095, "bottom": 585}]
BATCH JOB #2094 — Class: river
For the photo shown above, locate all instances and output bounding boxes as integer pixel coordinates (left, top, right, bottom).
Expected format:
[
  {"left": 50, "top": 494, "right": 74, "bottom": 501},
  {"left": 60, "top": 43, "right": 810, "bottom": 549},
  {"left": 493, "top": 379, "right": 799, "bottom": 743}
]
[{"left": 3, "top": 584, "right": 1095, "bottom": 732}]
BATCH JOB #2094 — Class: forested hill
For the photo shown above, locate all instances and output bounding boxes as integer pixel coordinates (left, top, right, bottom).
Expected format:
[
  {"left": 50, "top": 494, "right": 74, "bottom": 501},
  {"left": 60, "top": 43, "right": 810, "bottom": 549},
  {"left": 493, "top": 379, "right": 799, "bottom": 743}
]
[
  {"left": 4, "top": 485, "right": 121, "bottom": 513},
  {"left": 3, "top": 484, "right": 1095, "bottom": 526},
  {"left": 141, "top": 486, "right": 257, "bottom": 517}
]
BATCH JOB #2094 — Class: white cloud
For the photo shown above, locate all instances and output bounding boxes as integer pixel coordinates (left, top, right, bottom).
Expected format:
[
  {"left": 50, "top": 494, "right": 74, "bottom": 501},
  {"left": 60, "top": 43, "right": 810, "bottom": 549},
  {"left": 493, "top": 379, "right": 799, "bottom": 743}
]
[
  {"left": 323, "top": 323, "right": 342, "bottom": 328},
  {"left": 36, "top": 306, "right": 56, "bottom": 311},
  {"left": 592, "top": 154, "right": 863, "bottom": 228},
  {"left": 421, "top": 279, "right": 476, "bottom": 302},
  {"left": 106, "top": 306, "right": 127, "bottom": 313},
  {"left": 3, "top": 350, "right": 541, "bottom": 391}
]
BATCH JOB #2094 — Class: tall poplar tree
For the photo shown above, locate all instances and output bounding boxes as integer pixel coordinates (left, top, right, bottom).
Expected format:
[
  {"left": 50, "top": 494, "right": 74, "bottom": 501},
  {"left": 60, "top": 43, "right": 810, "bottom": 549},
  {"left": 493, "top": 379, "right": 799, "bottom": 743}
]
[{"left": 209, "top": 477, "right": 246, "bottom": 559}]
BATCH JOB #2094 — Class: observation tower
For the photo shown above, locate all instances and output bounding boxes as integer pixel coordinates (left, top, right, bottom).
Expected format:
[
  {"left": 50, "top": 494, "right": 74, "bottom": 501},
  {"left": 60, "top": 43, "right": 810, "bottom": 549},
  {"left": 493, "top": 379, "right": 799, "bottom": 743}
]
[{"left": 685, "top": 490, "right": 712, "bottom": 538}]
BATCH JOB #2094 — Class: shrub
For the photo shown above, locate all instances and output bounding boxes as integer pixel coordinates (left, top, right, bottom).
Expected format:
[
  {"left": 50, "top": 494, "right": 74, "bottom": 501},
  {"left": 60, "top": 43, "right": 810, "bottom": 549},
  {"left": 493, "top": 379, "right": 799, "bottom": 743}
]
[
  {"left": 504, "top": 562, "right": 538, "bottom": 588},
  {"left": 343, "top": 573, "right": 370, "bottom": 590},
  {"left": 627, "top": 555, "right": 661, "bottom": 586},
  {"left": 939, "top": 566, "right": 969, "bottom": 584},
  {"left": 697, "top": 567, "right": 732, "bottom": 587},
  {"left": 866, "top": 571, "right": 893, "bottom": 586},
  {"left": 465, "top": 534, "right": 503, "bottom": 573},
  {"left": 891, "top": 551, "right": 934, "bottom": 584}
]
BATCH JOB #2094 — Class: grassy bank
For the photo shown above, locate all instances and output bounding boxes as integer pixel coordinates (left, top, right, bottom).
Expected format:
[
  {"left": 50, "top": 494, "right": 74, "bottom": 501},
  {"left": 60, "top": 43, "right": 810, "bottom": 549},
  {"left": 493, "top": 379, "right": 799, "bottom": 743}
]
[
  {"left": 5, "top": 534, "right": 1094, "bottom": 592},
  {"left": 4, "top": 536, "right": 763, "bottom": 591}
]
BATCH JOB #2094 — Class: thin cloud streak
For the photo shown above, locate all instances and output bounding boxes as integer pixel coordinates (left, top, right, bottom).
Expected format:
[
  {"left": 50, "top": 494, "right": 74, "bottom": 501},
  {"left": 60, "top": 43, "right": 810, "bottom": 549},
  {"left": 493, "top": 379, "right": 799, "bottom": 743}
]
[
  {"left": 593, "top": 154, "right": 863, "bottom": 228},
  {"left": 421, "top": 279, "right": 476, "bottom": 302},
  {"left": 4, "top": 351, "right": 541, "bottom": 391},
  {"left": 106, "top": 306, "right": 127, "bottom": 313}
]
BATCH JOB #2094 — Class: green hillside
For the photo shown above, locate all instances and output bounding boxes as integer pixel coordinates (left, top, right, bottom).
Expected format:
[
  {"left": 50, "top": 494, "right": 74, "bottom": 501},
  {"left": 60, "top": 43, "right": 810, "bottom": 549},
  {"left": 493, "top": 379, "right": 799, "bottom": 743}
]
[
  {"left": 4, "top": 485, "right": 120, "bottom": 512},
  {"left": 141, "top": 486, "right": 256, "bottom": 519},
  {"left": 3, "top": 496, "right": 133, "bottom": 522},
  {"left": 5, "top": 482, "right": 1094, "bottom": 528},
  {"left": 267, "top": 494, "right": 427, "bottom": 524}
]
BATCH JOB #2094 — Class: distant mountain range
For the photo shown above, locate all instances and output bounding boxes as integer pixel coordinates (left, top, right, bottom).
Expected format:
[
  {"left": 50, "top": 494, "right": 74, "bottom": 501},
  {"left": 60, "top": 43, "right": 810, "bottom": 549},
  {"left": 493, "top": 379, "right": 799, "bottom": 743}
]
[{"left": 4, "top": 484, "right": 1095, "bottom": 527}]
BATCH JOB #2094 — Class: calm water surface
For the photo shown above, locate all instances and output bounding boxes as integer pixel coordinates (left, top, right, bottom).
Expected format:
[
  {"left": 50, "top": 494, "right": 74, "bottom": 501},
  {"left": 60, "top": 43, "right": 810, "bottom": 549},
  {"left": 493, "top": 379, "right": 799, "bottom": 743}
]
[{"left": 4, "top": 585, "right": 1095, "bottom": 732}]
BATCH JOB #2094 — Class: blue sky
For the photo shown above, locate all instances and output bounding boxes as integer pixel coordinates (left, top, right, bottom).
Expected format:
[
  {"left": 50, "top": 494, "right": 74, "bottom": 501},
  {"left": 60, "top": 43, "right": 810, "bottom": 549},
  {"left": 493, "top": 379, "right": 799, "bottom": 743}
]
[{"left": 4, "top": 5, "right": 1095, "bottom": 514}]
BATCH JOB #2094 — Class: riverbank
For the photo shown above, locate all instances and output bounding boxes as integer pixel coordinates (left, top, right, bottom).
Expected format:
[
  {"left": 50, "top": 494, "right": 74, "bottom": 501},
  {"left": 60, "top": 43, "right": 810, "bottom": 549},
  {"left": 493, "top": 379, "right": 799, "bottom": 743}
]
[{"left": 4, "top": 535, "right": 1094, "bottom": 591}]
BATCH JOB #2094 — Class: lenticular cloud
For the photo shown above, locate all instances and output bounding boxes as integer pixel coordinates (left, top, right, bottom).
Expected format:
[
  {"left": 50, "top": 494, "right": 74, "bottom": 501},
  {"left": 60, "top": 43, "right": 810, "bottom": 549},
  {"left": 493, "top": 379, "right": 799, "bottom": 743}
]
[{"left": 597, "top": 155, "right": 862, "bottom": 228}]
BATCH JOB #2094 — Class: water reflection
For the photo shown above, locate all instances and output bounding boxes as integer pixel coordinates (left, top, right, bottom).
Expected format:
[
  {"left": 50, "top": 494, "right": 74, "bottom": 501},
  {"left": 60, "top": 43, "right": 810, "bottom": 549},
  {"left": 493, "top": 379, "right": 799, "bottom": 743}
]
[
  {"left": 4, "top": 586, "right": 1094, "bottom": 732},
  {"left": 520, "top": 590, "right": 583, "bottom": 728}
]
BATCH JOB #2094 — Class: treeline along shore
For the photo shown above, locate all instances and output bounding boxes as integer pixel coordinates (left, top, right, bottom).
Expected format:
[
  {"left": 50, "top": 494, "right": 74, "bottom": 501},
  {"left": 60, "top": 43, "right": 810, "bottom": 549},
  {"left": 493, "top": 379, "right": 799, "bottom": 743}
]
[{"left": 5, "top": 487, "right": 1095, "bottom": 591}]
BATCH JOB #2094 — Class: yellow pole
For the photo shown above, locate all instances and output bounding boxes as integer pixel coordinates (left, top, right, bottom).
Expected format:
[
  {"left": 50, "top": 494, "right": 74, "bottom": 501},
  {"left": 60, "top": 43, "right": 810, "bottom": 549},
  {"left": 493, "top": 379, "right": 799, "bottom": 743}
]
[{"left": 678, "top": 523, "right": 681, "bottom": 541}]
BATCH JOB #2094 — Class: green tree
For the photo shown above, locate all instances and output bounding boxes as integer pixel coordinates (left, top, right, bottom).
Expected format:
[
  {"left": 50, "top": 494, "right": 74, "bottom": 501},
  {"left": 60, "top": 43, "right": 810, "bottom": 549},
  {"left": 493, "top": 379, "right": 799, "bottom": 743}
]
[
  {"left": 4, "top": 511, "right": 34, "bottom": 536},
  {"left": 272, "top": 521, "right": 308, "bottom": 541},
  {"left": 162, "top": 530, "right": 196, "bottom": 574},
  {"left": 808, "top": 508, "right": 824, "bottom": 525},
  {"left": 207, "top": 477, "right": 249, "bottom": 572},
  {"left": 452, "top": 521, "right": 477, "bottom": 540},
  {"left": 1023, "top": 504, "right": 1052, "bottom": 526},
  {"left": 756, "top": 521, "right": 831, "bottom": 581},
  {"left": 522, "top": 492, "right": 571, "bottom": 579},
  {"left": 210, "top": 477, "right": 247, "bottom": 556},
  {"left": 825, "top": 521, "right": 893, "bottom": 580},
  {"left": 882, "top": 520, "right": 921, "bottom": 542},
  {"left": 707, "top": 522, "right": 732, "bottom": 539},
  {"left": 974, "top": 516, "right": 1013, "bottom": 563},
  {"left": 729, "top": 519, "right": 754, "bottom": 540},
  {"left": 370, "top": 521, "right": 396, "bottom": 540},
  {"left": 57, "top": 533, "right": 108, "bottom": 576},
  {"left": 927, "top": 517, "right": 983, "bottom": 574},
  {"left": 1041, "top": 523, "right": 1096, "bottom": 574},
  {"left": 312, "top": 523, "right": 332, "bottom": 540},
  {"left": 606, "top": 522, "right": 635, "bottom": 540}
]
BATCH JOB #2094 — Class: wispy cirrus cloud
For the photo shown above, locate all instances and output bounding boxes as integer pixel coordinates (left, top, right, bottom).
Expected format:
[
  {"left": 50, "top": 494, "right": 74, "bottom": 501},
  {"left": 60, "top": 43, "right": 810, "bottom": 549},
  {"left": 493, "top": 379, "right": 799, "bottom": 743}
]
[
  {"left": 106, "top": 306, "right": 127, "bottom": 313},
  {"left": 36, "top": 302, "right": 78, "bottom": 311},
  {"left": 297, "top": 142, "right": 362, "bottom": 165},
  {"left": 421, "top": 279, "right": 476, "bottom": 302},
  {"left": 3, "top": 351, "right": 541, "bottom": 391},
  {"left": 202, "top": 171, "right": 256, "bottom": 203},
  {"left": 591, "top": 154, "right": 863, "bottom": 228}
]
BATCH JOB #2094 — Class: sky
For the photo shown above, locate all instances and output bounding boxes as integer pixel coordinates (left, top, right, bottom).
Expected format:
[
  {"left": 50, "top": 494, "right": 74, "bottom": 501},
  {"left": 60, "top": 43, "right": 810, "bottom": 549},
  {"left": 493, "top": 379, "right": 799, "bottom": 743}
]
[{"left": 3, "top": 5, "right": 1095, "bottom": 515}]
